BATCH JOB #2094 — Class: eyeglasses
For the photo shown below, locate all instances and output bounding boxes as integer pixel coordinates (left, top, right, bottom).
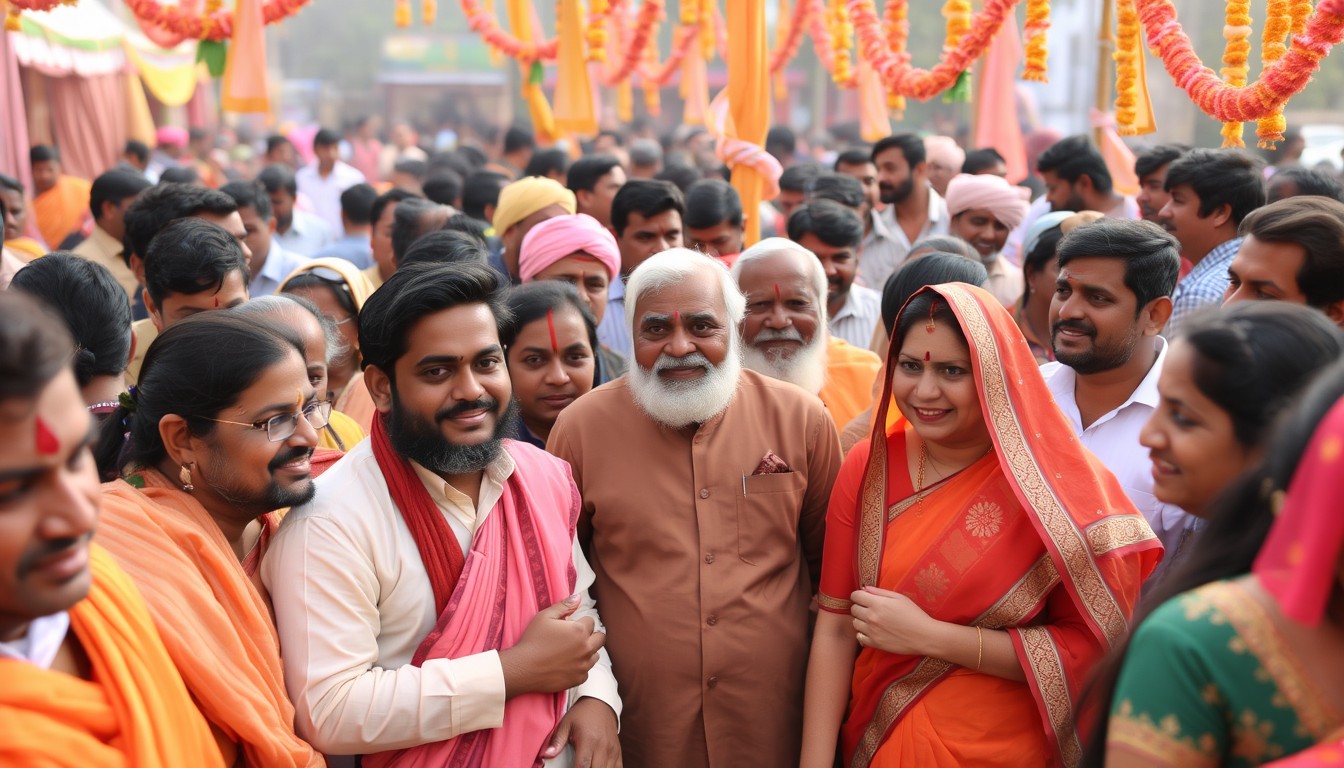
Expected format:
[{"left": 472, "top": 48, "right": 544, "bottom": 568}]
[{"left": 202, "top": 400, "right": 332, "bottom": 442}]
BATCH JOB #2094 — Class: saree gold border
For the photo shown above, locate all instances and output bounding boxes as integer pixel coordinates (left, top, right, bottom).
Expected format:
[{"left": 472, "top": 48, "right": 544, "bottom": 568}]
[
  {"left": 1106, "top": 715, "right": 1218, "bottom": 765},
  {"left": 857, "top": 425, "right": 888, "bottom": 587},
  {"left": 1085, "top": 516, "right": 1157, "bottom": 556},
  {"left": 885, "top": 473, "right": 957, "bottom": 522},
  {"left": 941, "top": 285, "right": 1129, "bottom": 644},
  {"left": 850, "top": 554, "right": 1060, "bottom": 767},
  {"left": 817, "top": 592, "right": 852, "bottom": 612},
  {"left": 1205, "top": 582, "right": 1343, "bottom": 739},
  {"left": 1020, "top": 625, "right": 1083, "bottom": 767}
]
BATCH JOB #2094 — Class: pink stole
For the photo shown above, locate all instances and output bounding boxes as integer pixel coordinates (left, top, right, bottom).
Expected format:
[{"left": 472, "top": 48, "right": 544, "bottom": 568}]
[{"left": 364, "top": 440, "right": 580, "bottom": 768}]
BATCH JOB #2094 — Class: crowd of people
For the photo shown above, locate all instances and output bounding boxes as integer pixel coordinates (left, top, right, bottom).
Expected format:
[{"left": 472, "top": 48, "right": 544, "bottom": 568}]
[{"left": 3, "top": 115, "right": 1344, "bottom": 768}]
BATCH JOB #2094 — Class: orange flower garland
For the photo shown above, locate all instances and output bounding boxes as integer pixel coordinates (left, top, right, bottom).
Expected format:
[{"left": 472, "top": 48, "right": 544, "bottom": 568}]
[
  {"left": 395, "top": 0, "right": 412, "bottom": 27},
  {"left": 1219, "top": 0, "right": 1253, "bottom": 146},
  {"left": 1114, "top": 0, "right": 1142, "bottom": 133},
  {"left": 5, "top": 0, "right": 79, "bottom": 31},
  {"left": 1023, "top": 0, "right": 1050, "bottom": 81},
  {"left": 1257, "top": 0, "right": 1294, "bottom": 146},
  {"left": 883, "top": 0, "right": 908, "bottom": 113},
  {"left": 1292, "top": 0, "right": 1314, "bottom": 32},
  {"left": 942, "top": 0, "right": 972, "bottom": 53},
  {"left": 423, "top": 0, "right": 436, "bottom": 25},
  {"left": 830, "top": 0, "right": 855, "bottom": 86},
  {"left": 460, "top": 0, "right": 560, "bottom": 62},
  {"left": 125, "top": 0, "right": 310, "bottom": 41},
  {"left": 767, "top": 0, "right": 811, "bottom": 74},
  {"left": 810, "top": 0, "right": 857, "bottom": 88},
  {"left": 587, "top": 0, "right": 609, "bottom": 62}
]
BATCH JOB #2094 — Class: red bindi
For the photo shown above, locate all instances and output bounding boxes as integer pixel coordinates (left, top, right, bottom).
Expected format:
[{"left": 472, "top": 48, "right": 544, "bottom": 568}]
[
  {"left": 924, "top": 351, "right": 931, "bottom": 362},
  {"left": 674, "top": 310, "right": 681, "bottom": 323},
  {"left": 35, "top": 416, "right": 59, "bottom": 456},
  {"left": 546, "top": 308, "right": 559, "bottom": 353}
]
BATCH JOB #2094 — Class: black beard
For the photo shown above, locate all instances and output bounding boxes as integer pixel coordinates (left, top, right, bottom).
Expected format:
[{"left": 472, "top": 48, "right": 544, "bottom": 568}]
[
  {"left": 879, "top": 176, "right": 915, "bottom": 205},
  {"left": 385, "top": 390, "right": 521, "bottom": 475},
  {"left": 1051, "top": 320, "right": 1141, "bottom": 375}
]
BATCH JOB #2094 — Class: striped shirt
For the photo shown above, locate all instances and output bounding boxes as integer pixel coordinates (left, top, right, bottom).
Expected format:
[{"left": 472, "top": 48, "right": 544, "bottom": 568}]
[{"left": 1167, "top": 237, "right": 1241, "bottom": 337}]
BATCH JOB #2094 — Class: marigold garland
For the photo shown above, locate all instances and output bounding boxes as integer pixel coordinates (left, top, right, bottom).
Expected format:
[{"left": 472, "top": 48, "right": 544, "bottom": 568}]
[
  {"left": 597, "top": 0, "right": 666, "bottom": 86},
  {"left": 883, "top": 0, "right": 908, "bottom": 113},
  {"left": 460, "top": 0, "right": 559, "bottom": 62},
  {"left": 587, "top": 0, "right": 609, "bottom": 62},
  {"left": 1257, "top": 0, "right": 1294, "bottom": 146},
  {"left": 1022, "top": 0, "right": 1050, "bottom": 81},
  {"left": 809, "top": 0, "right": 857, "bottom": 88},
  {"left": 1114, "top": 0, "right": 1142, "bottom": 134},
  {"left": 830, "top": 0, "right": 855, "bottom": 86},
  {"left": 423, "top": 0, "right": 436, "bottom": 25},
  {"left": 5, "top": 0, "right": 79, "bottom": 30},
  {"left": 1219, "top": 0, "right": 1253, "bottom": 146},
  {"left": 1292, "top": 0, "right": 1314, "bottom": 32},
  {"left": 125, "top": 0, "right": 310, "bottom": 42}
]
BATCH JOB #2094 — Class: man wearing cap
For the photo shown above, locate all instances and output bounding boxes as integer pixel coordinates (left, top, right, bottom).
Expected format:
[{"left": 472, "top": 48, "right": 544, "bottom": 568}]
[
  {"left": 945, "top": 173, "right": 1031, "bottom": 307},
  {"left": 519, "top": 212, "right": 628, "bottom": 381},
  {"left": 492, "top": 176, "right": 577, "bottom": 284}
]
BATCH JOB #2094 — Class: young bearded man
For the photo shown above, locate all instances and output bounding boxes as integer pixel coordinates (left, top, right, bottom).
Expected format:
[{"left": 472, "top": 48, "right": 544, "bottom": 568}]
[{"left": 865, "top": 134, "right": 949, "bottom": 289}]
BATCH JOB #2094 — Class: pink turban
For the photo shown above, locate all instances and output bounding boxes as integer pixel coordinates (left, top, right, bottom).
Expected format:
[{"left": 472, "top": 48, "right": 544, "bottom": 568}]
[
  {"left": 944, "top": 173, "right": 1031, "bottom": 230},
  {"left": 519, "top": 213, "right": 621, "bottom": 282},
  {"left": 155, "top": 126, "right": 188, "bottom": 149}
]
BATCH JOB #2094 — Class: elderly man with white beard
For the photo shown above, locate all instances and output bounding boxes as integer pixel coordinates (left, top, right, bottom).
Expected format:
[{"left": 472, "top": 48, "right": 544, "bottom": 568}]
[
  {"left": 731, "top": 238, "right": 883, "bottom": 431},
  {"left": 548, "top": 249, "right": 842, "bottom": 768}
]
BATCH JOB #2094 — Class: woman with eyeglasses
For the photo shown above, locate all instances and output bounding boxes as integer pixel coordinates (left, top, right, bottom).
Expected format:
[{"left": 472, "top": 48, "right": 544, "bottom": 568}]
[
  {"left": 280, "top": 257, "right": 377, "bottom": 431},
  {"left": 91, "top": 310, "right": 325, "bottom": 767}
]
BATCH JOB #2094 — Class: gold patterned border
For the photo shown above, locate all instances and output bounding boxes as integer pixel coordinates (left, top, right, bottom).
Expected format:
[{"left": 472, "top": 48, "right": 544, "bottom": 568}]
[
  {"left": 1204, "top": 583, "right": 1343, "bottom": 739},
  {"left": 1085, "top": 515, "right": 1158, "bottom": 557},
  {"left": 817, "top": 592, "right": 852, "bottom": 612},
  {"left": 981, "top": 554, "right": 1060, "bottom": 629},
  {"left": 941, "top": 285, "right": 1130, "bottom": 645},
  {"left": 1019, "top": 625, "right": 1083, "bottom": 767},
  {"left": 857, "top": 424, "right": 888, "bottom": 587},
  {"left": 1107, "top": 710, "right": 1219, "bottom": 765}
]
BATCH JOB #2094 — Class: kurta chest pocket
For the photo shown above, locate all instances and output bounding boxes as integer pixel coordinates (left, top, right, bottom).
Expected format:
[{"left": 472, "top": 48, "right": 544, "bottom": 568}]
[{"left": 736, "top": 471, "right": 806, "bottom": 565}]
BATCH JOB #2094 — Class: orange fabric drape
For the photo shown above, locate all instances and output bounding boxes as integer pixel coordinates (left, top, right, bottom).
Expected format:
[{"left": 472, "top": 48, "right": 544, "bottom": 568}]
[
  {"left": 819, "top": 337, "right": 883, "bottom": 433},
  {"left": 0, "top": 546, "right": 226, "bottom": 768},
  {"left": 552, "top": 0, "right": 596, "bottom": 136},
  {"left": 33, "top": 174, "right": 92, "bottom": 247},
  {"left": 221, "top": 0, "right": 270, "bottom": 113},
  {"left": 726, "top": 0, "right": 769, "bottom": 246},
  {"left": 97, "top": 474, "right": 324, "bottom": 768}
]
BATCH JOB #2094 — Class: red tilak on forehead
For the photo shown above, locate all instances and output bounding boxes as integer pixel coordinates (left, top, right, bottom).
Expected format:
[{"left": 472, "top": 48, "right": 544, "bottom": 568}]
[
  {"left": 35, "top": 416, "right": 59, "bottom": 456},
  {"left": 774, "top": 283, "right": 781, "bottom": 302},
  {"left": 674, "top": 310, "right": 681, "bottom": 323},
  {"left": 546, "top": 308, "right": 559, "bottom": 353},
  {"left": 924, "top": 351, "right": 931, "bottom": 362}
]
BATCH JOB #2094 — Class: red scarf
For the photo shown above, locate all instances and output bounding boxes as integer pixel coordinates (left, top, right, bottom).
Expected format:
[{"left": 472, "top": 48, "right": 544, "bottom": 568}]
[{"left": 370, "top": 416, "right": 465, "bottom": 614}]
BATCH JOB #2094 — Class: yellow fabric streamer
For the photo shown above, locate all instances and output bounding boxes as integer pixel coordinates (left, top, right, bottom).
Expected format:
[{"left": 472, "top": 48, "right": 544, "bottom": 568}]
[
  {"left": 774, "top": 0, "right": 791, "bottom": 101},
  {"left": 124, "top": 73, "right": 157, "bottom": 147},
  {"left": 857, "top": 55, "right": 889, "bottom": 142},
  {"left": 682, "top": 49, "right": 710, "bottom": 126},
  {"left": 726, "top": 0, "right": 768, "bottom": 246},
  {"left": 124, "top": 43, "right": 200, "bottom": 108},
  {"left": 552, "top": 0, "right": 596, "bottom": 136},
  {"left": 506, "top": 0, "right": 556, "bottom": 143}
]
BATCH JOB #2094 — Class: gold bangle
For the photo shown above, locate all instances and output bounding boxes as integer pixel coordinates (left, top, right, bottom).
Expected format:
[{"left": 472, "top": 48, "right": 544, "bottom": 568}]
[{"left": 975, "top": 626, "right": 983, "bottom": 671}]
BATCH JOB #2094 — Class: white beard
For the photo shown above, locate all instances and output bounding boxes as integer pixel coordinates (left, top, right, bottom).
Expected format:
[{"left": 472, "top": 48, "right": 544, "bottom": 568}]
[
  {"left": 628, "top": 341, "right": 742, "bottom": 428},
  {"left": 741, "top": 326, "right": 829, "bottom": 395}
]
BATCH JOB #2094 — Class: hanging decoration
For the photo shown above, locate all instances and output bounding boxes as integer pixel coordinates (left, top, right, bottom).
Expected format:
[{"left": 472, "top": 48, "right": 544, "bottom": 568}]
[
  {"left": 5, "top": 0, "right": 78, "bottom": 32},
  {"left": 1218, "top": 0, "right": 1253, "bottom": 146},
  {"left": 124, "top": 0, "right": 310, "bottom": 43},
  {"left": 1256, "top": 0, "right": 1294, "bottom": 146},
  {"left": 1113, "top": 0, "right": 1154, "bottom": 136},
  {"left": 460, "top": 0, "right": 559, "bottom": 62},
  {"left": 883, "top": 0, "right": 908, "bottom": 115},
  {"left": 1022, "top": 0, "right": 1050, "bottom": 81}
]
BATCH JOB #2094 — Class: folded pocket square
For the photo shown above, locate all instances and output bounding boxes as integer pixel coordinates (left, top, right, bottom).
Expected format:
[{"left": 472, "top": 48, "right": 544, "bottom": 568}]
[{"left": 753, "top": 451, "right": 792, "bottom": 475}]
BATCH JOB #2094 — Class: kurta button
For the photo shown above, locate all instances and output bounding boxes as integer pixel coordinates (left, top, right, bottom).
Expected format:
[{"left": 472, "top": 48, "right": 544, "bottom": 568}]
[
  {"left": 699, "top": 488, "right": 710, "bottom": 499},
  {"left": 704, "top": 553, "right": 715, "bottom": 564},
  {"left": 707, "top": 614, "right": 718, "bottom": 626},
  {"left": 707, "top": 676, "right": 719, "bottom": 688}
]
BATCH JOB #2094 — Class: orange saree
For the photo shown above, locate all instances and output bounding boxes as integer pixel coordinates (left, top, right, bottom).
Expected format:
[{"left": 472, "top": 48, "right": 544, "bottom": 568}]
[{"left": 818, "top": 284, "right": 1162, "bottom": 768}]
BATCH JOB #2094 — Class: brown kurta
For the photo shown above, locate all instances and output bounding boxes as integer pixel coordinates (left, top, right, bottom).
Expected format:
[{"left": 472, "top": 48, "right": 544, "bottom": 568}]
[{"left": 548, "top": 369, "right": 841, "bottom": 767}]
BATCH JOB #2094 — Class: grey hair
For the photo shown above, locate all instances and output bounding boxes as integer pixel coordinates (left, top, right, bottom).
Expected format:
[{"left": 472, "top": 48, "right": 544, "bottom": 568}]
[
  {"left": 629, "top": 138, "right": 664, "bottom": 167},
  {"left": 233, "top": 294, "right": 349, "bottom": 364},
  {"left": 730, "top": 237, "right": 830, "bottom": 323},
  {"left": 626, "top": 248, "right": 747, "bottom": 332}
]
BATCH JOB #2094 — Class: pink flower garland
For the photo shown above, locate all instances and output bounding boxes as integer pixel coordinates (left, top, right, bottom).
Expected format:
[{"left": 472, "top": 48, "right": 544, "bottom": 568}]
[
  {"left": 125, "top": 0, "right": 310, "bottom": 42},
  {"left": 460, "top": 0, "right": 559, "bottom": 62}
]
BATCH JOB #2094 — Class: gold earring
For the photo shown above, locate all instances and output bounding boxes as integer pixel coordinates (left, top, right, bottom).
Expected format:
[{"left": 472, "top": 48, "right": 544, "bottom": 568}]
[{"left": 179, "top": 463, "right": 195, "bottom": 492}]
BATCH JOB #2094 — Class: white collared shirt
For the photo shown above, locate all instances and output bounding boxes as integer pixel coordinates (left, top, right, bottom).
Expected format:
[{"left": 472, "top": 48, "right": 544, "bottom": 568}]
[
  {"left": 261, "top": 441, "right": 619, "bottom": 759},
  {"left": 295, "top": 161, "right": 366, "bottom": 237},
  {"left": 858, "top": 186, "right": 949, "bottom": 290},
  {"left": 1040, "top": 336, "right": 1198, "bottom": 556},
  {"left": 248, "top": 239, "right": 311, "bottom": 297},
  {"left": 829, "top": 283, "right": 883, "bottom": 349},
  {"left": 276, "top": 209, "right": 335, "bottom": 258}
]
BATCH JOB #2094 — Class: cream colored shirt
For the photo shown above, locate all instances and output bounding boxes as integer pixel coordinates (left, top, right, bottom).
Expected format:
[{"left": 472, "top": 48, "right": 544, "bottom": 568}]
[
  {"left": 72, "top": 224, "right": 139, "bottom": 301},
  {"left": 985, "top": 254, "right": 1025, "bottom": 309},
  {"left": 261, "top": 440, "right": 619, "bottom": 759}
]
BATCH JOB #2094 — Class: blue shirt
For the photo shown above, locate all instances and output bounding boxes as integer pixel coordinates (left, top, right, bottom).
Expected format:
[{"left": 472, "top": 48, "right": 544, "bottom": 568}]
[
  {"left": 1167, "top": 237, "right": 1241, "bottom": 337},
  {"left": 312, "top": 234, "right": 374, "bottom": 270},
  {"left": 249, "top": 239, "right": 312, "bottom": 297},
  {"left": 597, "top": 276, "right": 632, "bottom": 359},
  {"left": 276, "top": 210, "right": 334, "bottom": 258}
]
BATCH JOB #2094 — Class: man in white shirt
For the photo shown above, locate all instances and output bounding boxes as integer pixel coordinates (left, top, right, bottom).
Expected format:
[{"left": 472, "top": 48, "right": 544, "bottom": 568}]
[
  {"left": 861, "top": 134, "right": 949, "bottom": 290},
  {"left": 1041, "top": 218, "right": 1195, "bottom": 574},
  {"left": 263, "top": 262, "right": 620, "bottom": 766},
  {"left": 220, "top": 180, "right": 310, "bottom": 298},
  {"left": 260, "top": 164, "right": 334, "bottom": 257},
  {"left": 295, "top": 129, "right": 366, "bottom": 238},
  {"left": 786, "top": 199, "right": 881, "bottom": 349}
]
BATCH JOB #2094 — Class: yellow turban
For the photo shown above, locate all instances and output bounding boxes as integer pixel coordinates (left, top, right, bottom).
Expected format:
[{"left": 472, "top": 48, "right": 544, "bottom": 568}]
[{"left": 492, "top": 176, "right": 577, "bottom": 236}]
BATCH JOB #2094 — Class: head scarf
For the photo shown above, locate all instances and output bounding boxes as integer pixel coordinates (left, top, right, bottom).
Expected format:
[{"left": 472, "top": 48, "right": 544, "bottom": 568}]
[
  {"left": 279, "top": 257, "right": 376, "bottom": 310},
  {"left": 924, "top": 135, "right": 966, "bottom": 170},
  {"left": 945, "top": 173, "right": 1031, "bottom": 230},
  {"left": 1023, "top": 211, "right": 1075, "bottom": 259},
  {"left": 519, "top": 213, "right": 620, "bottom": 282},
  {"left": 492, "top": 176, "right": 577, "bottom": 236},
  {"left": 1254, "top": 395, "right": 1344, "bottom": 627}
]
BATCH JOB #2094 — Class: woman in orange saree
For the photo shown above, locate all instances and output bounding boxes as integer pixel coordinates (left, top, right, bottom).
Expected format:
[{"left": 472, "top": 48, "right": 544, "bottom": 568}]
[{"left": 801, "top": 283, "right": 1163, "bottom": 768}]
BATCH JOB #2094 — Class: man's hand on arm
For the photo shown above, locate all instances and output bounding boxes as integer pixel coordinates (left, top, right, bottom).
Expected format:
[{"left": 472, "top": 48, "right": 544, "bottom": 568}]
[
  {"left": 541, "top": 697, "right": 621, "bottom": 768},
  {"left": 499, "top": 595, "right": 607, "bottom": 699}
]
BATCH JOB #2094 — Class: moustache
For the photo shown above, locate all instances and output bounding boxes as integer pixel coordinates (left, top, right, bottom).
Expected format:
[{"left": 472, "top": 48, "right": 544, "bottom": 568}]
[
  {"left": 17, "top": 533, "right": 91, "bottom": 579},
  {"left": 1052, "top": 319, "right": 1096, "bottom": 338},
  {"left": 437, "top": 398, "right": 500, "bottom": 421},
  {"left": 269, "top": 446, "right": 315, "bottom": 472},
  {"left": 754, "top": 327, "right": 806, "bottom": 344},
  {"left": 653, "top": 351, "right": 713, "bottom": 374}
]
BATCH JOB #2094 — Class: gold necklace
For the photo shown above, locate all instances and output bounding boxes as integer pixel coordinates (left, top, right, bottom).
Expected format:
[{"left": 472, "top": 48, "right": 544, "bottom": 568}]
[{"left": 915, "top": 440, "right": 993, "bottom": 509}]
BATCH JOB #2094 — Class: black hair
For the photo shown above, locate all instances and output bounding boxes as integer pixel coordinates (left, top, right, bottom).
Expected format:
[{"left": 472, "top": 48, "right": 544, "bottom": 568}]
[
  {"left": 461, "top": 170, "right": 509, "bottom": 221},
  {"left": 1021, "top": 225, "right": 1065, "bottom": 308},
  {"left": 628, "top": 138, "right": 663, "bottom": 168},
  {"left": 909, "top": 236, "right": 979, "bottom": 261},
  {"left": 281, "top": 272, "right": 359, "bottom": 325},
  {"left": 765, "top": 125, "right": 797, "bottom": 161},
  {"left": 807, "top": 173, "right": 866, "bottom": 210},
  {"left": 122, "top": 183, "right": 239, "bottom": 265},
  {"left": 611, "top": 179, "right": 685, "bottom": 236},
  {"left": 1079, "top": 348, "right": 1344, "bottom": 768},
  {"left": 1162, "top": 148, "right": 1266, "bottom": 225},
  {"left": 567, "top": 153, "right": 623, "bottom": 193},
  {"left": 265, "top": 134, "right": 293, "bottom": 155},
  {"left": 1267, "top": 166, "right": 1344, "bottom": 202},
  {"left": 10, "top": 253, "right": 132, "bottom": 388},
  {"left": 787, "top": 199, "right": 864, "bottom": 249},
  {"left": 454, "top": 145, "right": 489, "bottom": 170},
  {"left": 313, "top": 128, "right": 342, "bottom": 149},
  {"left": 219, "top": 179, "right": 274, "bottom": 222},
  {"left": 1239, "top": 195, "right": 1344, "bottom": 308},
  {"left": 1056, "top": 218, "right": 1181, "bottom": 313},
  {"left": 427, "top": 152, "right": 474, "bottom": 180},
  {"left": 596, "top": 128, "right": 626, "bottom": 147},
  {"left": 684, "top": 179, "right": 744, "bottom": 229},
  {"left": 834, "top": 149, "right": 874, "bottom": 170},
  {"left": 400, "top": 230, "right": 489, "bottom": 269},
  {"left": 124, "top": 140, "right": 151, "bottom": 164},
  {"left": 0, "top": 290, "right": 76, "bottom": 402},
  {"left": 359, "top": 262, "right": 512, "bottom": 379},
  {"left": 93, "top": 312, "right": 305, "bottom": 477},
  {"left": 339, "top": 183, "right": 378, "bottom": 226},
  {"left": 894, "top": 288, "right": 964, "bottom": 348},
  {"left": 504, "top": 124, "right": 536, "bottom": 155},
  {"left": 159, "top": 166, "right": 201, "bottom": 186},
  {"left": 257, "top": 164, "right": 298, "bottom": 198},
  {"left": 1036, "top": 135, "right": 1114, "bottom": 194},
  {"left": 779, "top": 163, "right": 822, "bottom": 193},
  {"left": 29, "top": 145, "right": 58, "bottom": 164},
  {"left": 500, "top": 280, "right": 599, "bottom": 374},
  {"left": 392, "top": 198, "right": 449, "bottom": 264},
  {"left": 143, "top": 218, "right": 249, "bottom": 308},
  {"left": 871, "top": 134, "right": 925, "bottom": 168},
  {"left": 419, "top": 171, "right": 461, "bottom": 209},
  {"left": 441, "top": 213, "right": 489, "bottom": 245},
  {"left": 370, "top": 188, "right": 420, "bottom": 229},
  {"left": 523, "top": 148, "right": 570, "bottom": 180},
  {"left": 881, "top": 253, "right": 989, "bottom": 333},
  {"left": 392, "top": 158, "right": 428, "bottom": 182},
  {"left": 1133, "top": 144, "right": 1188, "bottom": 179},
  {"left": 89, "top": 169, "right": 152, "bottom": 221},
  {"left": 961, "top": 147, "right": 1006, "bottom": 175},
  {"left": 653, "top": 163, "right": 701, "bottom": 193},
  {"left": 0, "top": 173, "right": 23, "bottom": 194}
]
